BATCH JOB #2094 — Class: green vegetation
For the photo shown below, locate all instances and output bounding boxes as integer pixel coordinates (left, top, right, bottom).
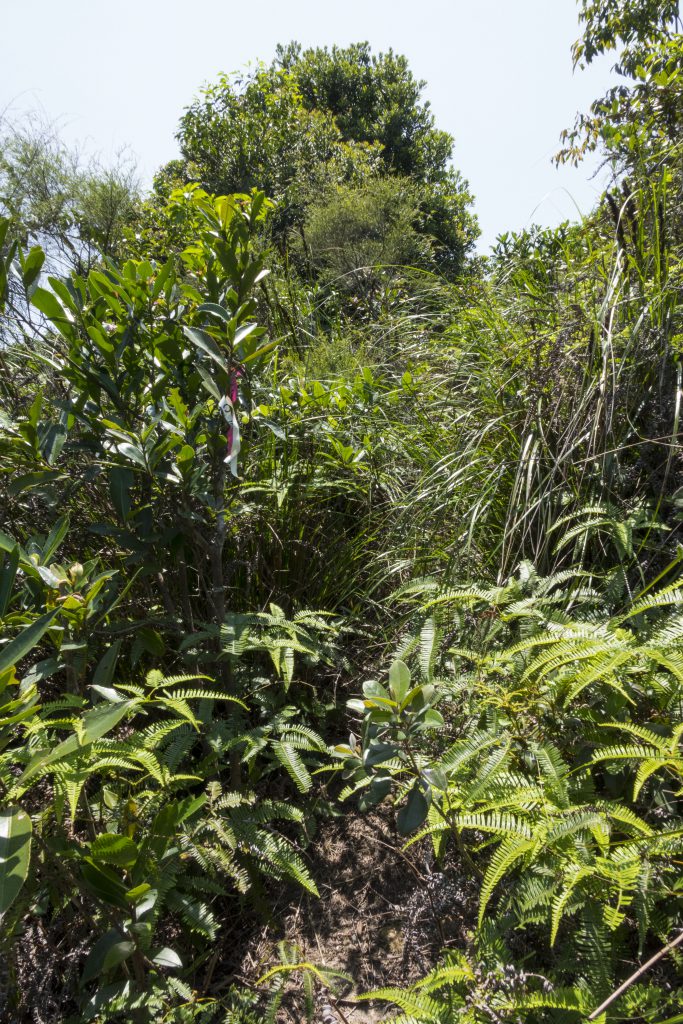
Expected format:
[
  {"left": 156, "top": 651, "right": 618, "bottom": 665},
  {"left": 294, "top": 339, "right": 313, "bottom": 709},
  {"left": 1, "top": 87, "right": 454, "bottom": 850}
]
[{"left": 1, "top": 3, "right": 683, "bottom": 1021}]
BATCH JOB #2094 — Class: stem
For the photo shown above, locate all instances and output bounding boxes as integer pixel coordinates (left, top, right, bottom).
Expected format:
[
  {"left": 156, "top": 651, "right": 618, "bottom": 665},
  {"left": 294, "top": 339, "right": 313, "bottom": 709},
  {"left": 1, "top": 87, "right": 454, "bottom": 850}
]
[
  {"left": 588, "top": 929, "right": 683, "bottom": 1020},
  {"left": 178, "top": 556, "right": 194, "bottom": 632},
  {"left": 210, "top": 460, "right": 227, "bottom": 627},
  {"left": 403, "top": 737, "right": 482, "bottom": 879}
]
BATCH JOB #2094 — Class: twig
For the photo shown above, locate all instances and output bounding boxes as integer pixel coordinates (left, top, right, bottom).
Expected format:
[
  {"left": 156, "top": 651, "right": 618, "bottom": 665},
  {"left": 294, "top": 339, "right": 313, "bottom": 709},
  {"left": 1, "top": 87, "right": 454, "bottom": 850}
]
[
  {"left": 366, "top": 825, "right": 425, "bottom": 881},
  {"left": 588, "top": 929, "right": 683, "bottom": 1020},
  {"left": 327, "top": 998, "right": 354, "bottom": 1024},
  {"left": 202, "top": 948, "right": 220, "bottom": 990}
]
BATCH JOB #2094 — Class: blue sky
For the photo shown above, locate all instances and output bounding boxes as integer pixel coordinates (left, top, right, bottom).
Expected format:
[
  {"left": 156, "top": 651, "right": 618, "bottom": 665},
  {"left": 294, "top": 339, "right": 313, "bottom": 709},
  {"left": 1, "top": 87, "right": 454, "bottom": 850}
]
[{"left": 1, "top": 0, "right": 619, "bottom": 248}]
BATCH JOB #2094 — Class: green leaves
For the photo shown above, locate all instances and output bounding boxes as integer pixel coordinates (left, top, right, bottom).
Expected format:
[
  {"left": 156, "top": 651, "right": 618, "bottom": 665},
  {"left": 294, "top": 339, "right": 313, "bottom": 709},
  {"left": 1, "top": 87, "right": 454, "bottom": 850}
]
[
  {"left": 397, "top": 784, "right": 429, "bottom": 835},
  {"left": 0, "top": 609, "right": 59, "bottom": 676},
  {"left": 81, "top": 859, "right": 130, "bottom": 910},
  {"left": 109, "top": 467, "right": 133, "bottom": 520},
  {"left": 389, "top": 659, "right": 410, "bottom": 704},
  {"left": 20, "top": 246, "right": 45, "bottom": 293},
  {"left": 90, "top": 834, "right": 138, "bottom": 868},
  {"left": 182, "top": 325, "right": 229, "bottom": 373},
  {"left": 272, "top": 741, "right": 312, "bottom": 793},
  {"left": 20, "top": 698, "right": 138, "bottom": 785},
  {"left": 81, "top": 929, "right": 135, "bottom": 984},
  {"left": 343, "top": 561, "right": 683, "bottom": 1010},
  {"left": 31, "top": 285, "right": 68, "bottom": 322},
  {"left": 152, "top": 947, "right": 182, "bottom": 969},
  {"left": 346, "top": 654, "right": 446, "bottom": 827},
  {"left": 0, "top": 806, "right": 32, "bottom": 915},
  {"left": 0, "top": 545, "right": 20, "bottom": 618},
  {"left": 114, "top": 441, "right": 146, "bottom": 469},
  {"left": 3, "top": 27, "right": 683, "bottom": 1018}
]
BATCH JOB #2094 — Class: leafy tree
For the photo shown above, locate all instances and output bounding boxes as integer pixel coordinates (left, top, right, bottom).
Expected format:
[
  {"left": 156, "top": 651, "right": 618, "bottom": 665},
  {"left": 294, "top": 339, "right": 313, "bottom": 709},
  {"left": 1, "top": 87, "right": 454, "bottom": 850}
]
[
  {"left": 174, "top": 66, "right": 379, "bottom": 240},
  {"left": 560, "top": 0, "right": 683, "bottom": 168},
  {"left": 0, "top": 115, "right": 139, "bottom": 274},
  {"left": 0, "top": 195, "right": 336, "bottom": 1019},
  {"left": 274, "top": 42, "right": 479, "bottom": 275},
  {"left": 299, "top": 177, "right": 432, "bottom": 298},
  {"left": 274, "top": 41, "right": 452, "bottom": 182},
  {"left": 160, "top": 44, "right": 477, "bottom": 276},
  {"left": 573, "top": 0, "right": 681, "bottom": 70}
]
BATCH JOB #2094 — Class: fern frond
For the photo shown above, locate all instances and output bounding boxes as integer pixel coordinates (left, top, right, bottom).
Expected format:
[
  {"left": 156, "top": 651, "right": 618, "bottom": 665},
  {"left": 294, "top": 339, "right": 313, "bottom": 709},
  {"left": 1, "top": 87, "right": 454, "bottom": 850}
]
[
  {"left": 462, "top": 741, "right": 511, "bottom": 803},
  {"left": 161, "top": 687, "right": 248, "bottom": 707},
  {"left": 613, "top": 582, "right": 683, "bottom": 625},
  {"left": 592, "top": 743, "right": 661, "bottom": 763},
  {"left": 271, "top": 740, "right": 312, "bottom": 793},
  {"left": 634, "top": 757, "right": 682, "bottom": 798},
  {"left": 546, "top": 809, "right": 606, "bottom": 844},
  {"left": 479, "top": 835, "right": 534, "bottom": 924},
  {"left": 551, "top": 864, "right": 591, "bottom": 944},
  {"left": 278, "top": 724, "right": 328, "bottom": 752},
  {"left": 455, "top": 812, "right": 532, "bottom": 838},
  {"left": 510, "top": 986, "right": 589, "bottom": 1011},
  {"left": 356, "top": 988, "right": 443, "bottom": 1022}
]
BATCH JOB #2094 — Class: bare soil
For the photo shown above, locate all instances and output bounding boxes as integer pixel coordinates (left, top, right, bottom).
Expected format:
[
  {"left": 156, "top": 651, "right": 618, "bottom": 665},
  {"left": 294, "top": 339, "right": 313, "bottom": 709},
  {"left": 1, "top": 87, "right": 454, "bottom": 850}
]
[{"left": 236, "top": 809, "right": 479, "bottom": 1023}]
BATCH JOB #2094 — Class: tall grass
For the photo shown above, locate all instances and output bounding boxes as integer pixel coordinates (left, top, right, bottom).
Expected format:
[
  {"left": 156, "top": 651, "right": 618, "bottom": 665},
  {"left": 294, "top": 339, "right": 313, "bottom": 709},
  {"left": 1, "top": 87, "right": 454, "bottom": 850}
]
[{"left": 243, "top": 174, "right": 681, "bottom": 640}]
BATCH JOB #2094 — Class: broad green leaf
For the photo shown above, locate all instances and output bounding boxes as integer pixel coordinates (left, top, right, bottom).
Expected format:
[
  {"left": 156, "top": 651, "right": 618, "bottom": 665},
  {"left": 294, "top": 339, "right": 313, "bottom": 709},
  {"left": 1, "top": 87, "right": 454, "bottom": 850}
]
[
  {"left": 92, "top": 640, "right": 122, "bottom": 688},
  {"left": 115, "top": 442, "right": 146, "bottom": 468},
  {"left": 40, "top": 423, "right": 69, "bottom": 466},
  {"left": 20, "top": 699, "right": 137, "bottom": 783},
  {"left": 183, "top": 326, "right": 229, "bottom": 372},
  {"left": 8, "top": 470, "right": 66, "bottom": 497},
  {"left": 31, "top": 286, "right": 68, "bottom": 322},
  {"left": 41, "top": 516, "right": 70, "bottom": 563},
  {"left": 196, "top": 363, "right": 221, "bottom": 400},
  {"left": 359, "top": 776, "right": 392, "bottom": 811},
  {"left": 125, "top": 883, "right": 153, "bottom": 906},
  {"left": 0, "top": 531, "right": 18, "bottom": 554},
  {"left": 81, "top": 860, "right": 129, "bottom": 910},
  {"left": 20, "top": 247, "right": 45, "bottom": 290},
  {"left": 152, "top": 947, "right": 183, "bottom": 968},
  {"left": 36, "top": 565, "right": 62, "bottom": 588},
  {"left": 80, "top": 929, "right": 120, "bottom": 984},
  {"left": 0, "top": 545, "right": 20, "bottom": 618},
  {"left": 49, "top": 277, "right": 81, "bottom": 314},
  {"left": 101, "top": 937, "right": 135, "bottom": 970},
  {"left": 389, "top": 660, "right": 411, "bottom": 704},
  {"left": 362, "top": 679, "right": 391, "bottom": 701},
  {"left": 242, "top": 339, "right": 278, "bottom": 366},
  {"left": 232, "top": 321, "right": 259, "bottom": 351},
  {"left": 197, "top": 302, "right": 232, "bottom": 323},
  {"left": 421, "top": 709, "right": 445, "bottom": 730},
  {"left": 176, "top": 444, "right": 194, "bottom": 471},
  {"left": 151, "top": 259, "right": 174, "bottom": 300},
  {"left": 109, "top": 467, "right": 133, "bottom": 521},
  {"left": 0, "top": 610, "right": 59, "bottom": 676},
  {"left": 422, "top": 767, "right": 448, "bottom": 791},
  {"left": 0, "top": 806, "right": 32, "bottom": 914},
  {"left": 397, "top": 784, "right": 429, "bottom": 835},
  {"left": 364, "top": 742, "right": 398, "bottom": 767}
]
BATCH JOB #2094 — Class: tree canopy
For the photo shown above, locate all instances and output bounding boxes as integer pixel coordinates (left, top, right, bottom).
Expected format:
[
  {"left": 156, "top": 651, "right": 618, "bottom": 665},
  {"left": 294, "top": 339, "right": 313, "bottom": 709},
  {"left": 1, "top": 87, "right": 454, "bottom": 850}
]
[{"left": 167, "top": 43, "right": 478, "bottom": 276}]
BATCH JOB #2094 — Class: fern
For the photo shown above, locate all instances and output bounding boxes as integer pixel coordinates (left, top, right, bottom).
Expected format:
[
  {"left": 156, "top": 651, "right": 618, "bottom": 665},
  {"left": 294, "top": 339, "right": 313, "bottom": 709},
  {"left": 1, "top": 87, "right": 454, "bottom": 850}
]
[
  {"left": 271, "top": 740, "right": 313, "bottom": 793},
  {"left": 357, "top": 987, "right": 444, "bottom": 1022},
  {"left": 454, "top": 811, "right": 532, "bottom": 838},
  {"left": 479, "top": 835, "right": 535, "bottom": 924}
]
